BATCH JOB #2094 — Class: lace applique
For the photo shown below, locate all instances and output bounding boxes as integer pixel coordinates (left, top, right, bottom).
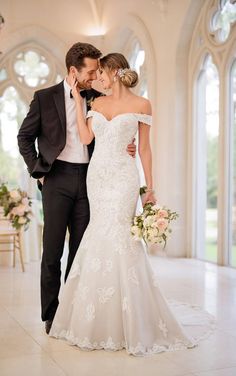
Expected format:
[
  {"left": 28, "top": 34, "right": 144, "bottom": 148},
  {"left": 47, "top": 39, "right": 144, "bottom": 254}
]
[
  {"left": 78, "top": 285, "right": 89, "bottom": 301},
  {"left": 88, "top": 258, "right": 102, "bottom": 272},
  {"left": 80, "top": 337, "right": 93, "bottom": 348},
  {"left": 158, "top": 319, "right": 168, "bottom": 338},
  {"left": 72, "top": 286, "right": 89, "bottom": 305},
  {"left": 129, "top": 342, "right": 145, "bottom": 355},
  {"left": 86, "top": 110, "right": 152, "bottom": 127},
  {"left": 135, "top": 113, "right": 152, "bottom": 126},
  {"left": 68, "top": 260, "right": 80, "bottom": 279},
  {"left": 114, "top": 245, "right": 126, "bottom": 255},
  {"left": 102, "top": 260, "right": 113, "bottom": 276},
  {"left": 50, "top": 329, "right": 195, "bottom": 356},
  {"left": 100, "top": 336, "right": 121, "bottom": 350},
  {"left": 113, "top": 235, "right": 128, "bottom": 255},
  {"left": 86, "top": 304, "right": 95, "bottom": 321},
  {"left": 113, "top": 231, "right": 138, "bottom": 255},
  {"left": 122, "top": 297, "right": 131, "bottom": 313},
  {"left": 128, "top": 266, "right": 139, "bottom": 285},
  {"left": 97, "top": 287, "right": 115, "bottom": 303}
]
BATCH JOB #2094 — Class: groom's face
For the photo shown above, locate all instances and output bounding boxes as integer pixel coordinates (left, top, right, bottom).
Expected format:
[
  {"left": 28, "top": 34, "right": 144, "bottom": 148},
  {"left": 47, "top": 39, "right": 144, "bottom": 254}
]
[{"left": 73, "top": 58, "right": 98, "bottom": 90}]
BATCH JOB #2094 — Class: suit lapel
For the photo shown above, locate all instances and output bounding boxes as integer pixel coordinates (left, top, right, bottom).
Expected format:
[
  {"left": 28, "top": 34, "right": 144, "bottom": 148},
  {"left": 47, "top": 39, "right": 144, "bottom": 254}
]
[
  {"left": 53, "top": 82, "right": 66, "bottom": 136},
  {"left": 85, "top": 90, "right": 96, "bottom": 111}
]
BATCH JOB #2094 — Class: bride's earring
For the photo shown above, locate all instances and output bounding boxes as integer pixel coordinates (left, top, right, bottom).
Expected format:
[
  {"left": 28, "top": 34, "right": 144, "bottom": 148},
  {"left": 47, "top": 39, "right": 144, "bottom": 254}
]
[{"left": 113, "top": 75, "right": 117, "bottom": 83}]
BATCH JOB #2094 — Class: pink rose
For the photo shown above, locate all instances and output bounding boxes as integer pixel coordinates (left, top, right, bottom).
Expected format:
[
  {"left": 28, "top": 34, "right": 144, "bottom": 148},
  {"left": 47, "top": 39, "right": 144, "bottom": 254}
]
[
  {"left": 14, "top": 204, "right": 27, "bottom": 217},
  {"left": 156, "top": 218, "right": 168, "bottom": 232},
  {"left": 22, "top": 197, "right": 29, "bottom": 206},
  {"left": 157, "top": 209, "right": 168, "bottom": 218},
  {"left": 10, "top": 207, "right": 18, "bottom": 216}
]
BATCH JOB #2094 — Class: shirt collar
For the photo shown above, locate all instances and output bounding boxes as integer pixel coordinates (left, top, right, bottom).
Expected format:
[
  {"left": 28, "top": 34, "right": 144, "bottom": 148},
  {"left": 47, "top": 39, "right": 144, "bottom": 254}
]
[{"left": 64, "top": 78, "right": 72, "bottom": 98}]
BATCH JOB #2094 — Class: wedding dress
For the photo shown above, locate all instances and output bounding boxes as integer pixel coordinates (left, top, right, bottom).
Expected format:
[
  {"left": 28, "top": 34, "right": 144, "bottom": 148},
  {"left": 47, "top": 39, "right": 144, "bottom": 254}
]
[{"left": 50, "top": 111, "right": 215, "bottom": 356}]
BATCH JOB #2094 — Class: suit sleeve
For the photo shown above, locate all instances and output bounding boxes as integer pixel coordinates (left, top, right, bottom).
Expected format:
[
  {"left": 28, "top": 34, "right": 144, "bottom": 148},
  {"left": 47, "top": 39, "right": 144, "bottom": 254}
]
[{"left": 17, "top": 92, "right": 41, "bottom": 176}]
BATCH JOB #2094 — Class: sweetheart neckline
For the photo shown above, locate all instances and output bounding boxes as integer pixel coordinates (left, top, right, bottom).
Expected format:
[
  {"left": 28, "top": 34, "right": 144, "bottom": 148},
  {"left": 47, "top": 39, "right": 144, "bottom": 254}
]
[{"left": 88, "top": 110, "right": 152, "bottom": 123}]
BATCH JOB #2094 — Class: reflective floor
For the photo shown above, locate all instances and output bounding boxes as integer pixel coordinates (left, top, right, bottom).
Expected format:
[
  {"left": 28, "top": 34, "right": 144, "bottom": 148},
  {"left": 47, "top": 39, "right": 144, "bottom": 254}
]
[{"left": 0, "top": 255, "right": 236, "bottom": 376}]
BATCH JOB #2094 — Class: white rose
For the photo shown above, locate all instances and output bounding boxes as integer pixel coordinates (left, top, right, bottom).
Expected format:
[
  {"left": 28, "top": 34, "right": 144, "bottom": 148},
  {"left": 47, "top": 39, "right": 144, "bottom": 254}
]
[
  {"left": 131, "top": 225, "right": 142, "bottom": 240},
  {"left": 143, "top": 228, "right": 149, "bottom": 242},
  {"left": 147, "top": 228, "right": 158, "bottom": 243},
  {"left": 143, "top": 215, "right": 155, "bottom": 227},
  {"left": 133, "top": 217, "right": 139, "bottom": 225},
  {"left": 152, "top": 204, "right": 161, "bottom": 210},
  {"left": 9, "top": 190, "right": 21, "bottom": 202},
  {"left": 18, "top": 217, "right": 27, "bottom": 224}
]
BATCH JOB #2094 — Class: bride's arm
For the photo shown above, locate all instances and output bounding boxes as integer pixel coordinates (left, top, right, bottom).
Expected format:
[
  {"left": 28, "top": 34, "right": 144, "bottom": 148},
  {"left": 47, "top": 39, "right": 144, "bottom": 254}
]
[
  {"left": 138, "top": 100, "right": 156, "bottom": 205},
  {"left": 71, "top": 80, "right": 95, "bottom": 145}
]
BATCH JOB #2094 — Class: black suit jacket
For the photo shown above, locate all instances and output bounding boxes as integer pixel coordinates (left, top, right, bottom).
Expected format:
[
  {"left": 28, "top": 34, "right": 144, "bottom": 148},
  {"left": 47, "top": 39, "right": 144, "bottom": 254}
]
[{"left": 17, "top": 81, "right": 102, "bottom": 179}]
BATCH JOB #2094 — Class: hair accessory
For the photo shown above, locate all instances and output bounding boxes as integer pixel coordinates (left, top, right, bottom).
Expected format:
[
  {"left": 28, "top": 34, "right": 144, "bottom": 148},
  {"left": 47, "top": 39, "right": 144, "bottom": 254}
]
[{"left": 117, "top": 68, "right": 129, "bottom": 77}]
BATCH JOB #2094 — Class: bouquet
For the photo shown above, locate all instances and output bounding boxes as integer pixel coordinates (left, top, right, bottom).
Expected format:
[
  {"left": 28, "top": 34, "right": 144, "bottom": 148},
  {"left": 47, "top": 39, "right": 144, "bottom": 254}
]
[
  {"left": 0, "top": 183, "right": 32, "bottom": 230},
  {"left": 131, "top": 187, "right": 179, "bottom": 247}
]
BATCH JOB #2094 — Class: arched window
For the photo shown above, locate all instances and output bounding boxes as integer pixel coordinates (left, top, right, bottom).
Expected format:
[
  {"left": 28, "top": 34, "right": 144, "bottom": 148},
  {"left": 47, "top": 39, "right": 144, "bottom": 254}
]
[
  {"left": 189, "top": 0, "right": 236, "bottom": 267},
  {"left": 229, "top": 60, "right": 236, "bottom": 267},
  {"left": 128, "top": 38, "right": 148, "bottom": 98},
  {"left": 0, "top": 45, "right": 63, "bottom": 188},
  {"left": 210, "top": 0, "right": 236, "bottom": 43},
  {"left": 195, "top": 55, "right": 219, "bottom": 263},
  {"left": 0, "top": 86, "right": 27, "bottom": 185},
  {"left": 127, "top": 37, "right": 148, "bottom": 188}
]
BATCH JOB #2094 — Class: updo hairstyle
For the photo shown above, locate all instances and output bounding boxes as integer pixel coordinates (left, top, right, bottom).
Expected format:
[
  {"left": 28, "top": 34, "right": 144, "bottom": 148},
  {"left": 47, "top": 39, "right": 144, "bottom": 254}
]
[{"left": 99, "top": 53, "right": 138, "bottom": 88}]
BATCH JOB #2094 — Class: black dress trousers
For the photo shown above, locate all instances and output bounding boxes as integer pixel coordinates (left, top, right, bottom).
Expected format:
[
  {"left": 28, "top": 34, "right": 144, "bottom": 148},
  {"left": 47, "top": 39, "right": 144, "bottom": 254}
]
[{"left": 40, "top": 160, "right": 90, "bottom": 321}]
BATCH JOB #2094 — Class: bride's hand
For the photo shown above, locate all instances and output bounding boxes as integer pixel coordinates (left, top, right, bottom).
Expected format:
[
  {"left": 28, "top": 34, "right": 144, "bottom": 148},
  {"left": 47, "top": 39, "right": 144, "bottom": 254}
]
[
  {"left": 71, "top": 77, "right": 83, "bottom": 105},
  {"left": 142, "top": 191, "right": 156, "bottom": 206}
]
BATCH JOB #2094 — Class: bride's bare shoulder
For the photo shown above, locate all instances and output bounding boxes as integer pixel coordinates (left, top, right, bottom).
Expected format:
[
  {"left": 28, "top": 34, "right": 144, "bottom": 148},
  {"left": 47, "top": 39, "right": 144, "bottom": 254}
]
[
  {"left": 91, "top": 95, "right": 110, "bottom": 109},
  {"left": 133, "top": 95, "right": 152, "bottom": 115}
]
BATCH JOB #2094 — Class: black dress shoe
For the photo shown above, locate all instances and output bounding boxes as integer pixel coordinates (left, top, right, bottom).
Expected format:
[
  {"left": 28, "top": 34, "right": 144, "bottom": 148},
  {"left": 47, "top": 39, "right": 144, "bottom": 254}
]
[{"left": 45, "top": 320, "right": 53, "bottom": 334}]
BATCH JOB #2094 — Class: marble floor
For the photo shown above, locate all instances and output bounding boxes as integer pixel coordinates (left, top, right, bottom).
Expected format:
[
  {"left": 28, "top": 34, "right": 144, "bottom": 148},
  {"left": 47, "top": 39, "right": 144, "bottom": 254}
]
[{"left": 0, "top": 254, "right": 236, "bottom": 376}]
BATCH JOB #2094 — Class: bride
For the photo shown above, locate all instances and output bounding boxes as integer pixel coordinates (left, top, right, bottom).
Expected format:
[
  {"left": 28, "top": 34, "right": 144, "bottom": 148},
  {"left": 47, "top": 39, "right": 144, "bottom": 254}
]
[{"left": 50, "top": 53, "right": 214, "bottom": 356}]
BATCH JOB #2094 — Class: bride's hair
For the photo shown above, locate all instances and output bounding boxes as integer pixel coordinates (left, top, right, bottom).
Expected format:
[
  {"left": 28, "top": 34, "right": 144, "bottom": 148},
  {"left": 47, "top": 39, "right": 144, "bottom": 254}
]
[{"left": 99, "top": 53, "right": 138, "bottom": 88}]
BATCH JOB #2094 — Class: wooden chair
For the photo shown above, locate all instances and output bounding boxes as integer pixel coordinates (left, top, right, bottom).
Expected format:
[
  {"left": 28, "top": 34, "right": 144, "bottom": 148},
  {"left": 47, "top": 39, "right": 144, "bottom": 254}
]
[{"left": 0, "top": 216, "right": 25, "bottom": 272}]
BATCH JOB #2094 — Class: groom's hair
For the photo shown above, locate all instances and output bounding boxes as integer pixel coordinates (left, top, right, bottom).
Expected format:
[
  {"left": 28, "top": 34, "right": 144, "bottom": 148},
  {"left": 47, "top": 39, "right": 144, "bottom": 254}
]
[{"left": 66, "top": 42, "right": 102, "bottom": 72}]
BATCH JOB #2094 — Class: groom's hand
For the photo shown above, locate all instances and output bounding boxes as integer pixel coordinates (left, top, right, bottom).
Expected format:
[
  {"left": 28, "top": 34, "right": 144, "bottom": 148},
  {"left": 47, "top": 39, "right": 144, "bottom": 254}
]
[{"left": 127, "top": 138, "right": 136, "bottom": 158}]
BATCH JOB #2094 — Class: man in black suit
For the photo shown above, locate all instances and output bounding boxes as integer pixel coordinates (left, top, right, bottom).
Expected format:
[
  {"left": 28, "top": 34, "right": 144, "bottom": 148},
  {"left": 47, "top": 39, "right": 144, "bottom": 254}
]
[{"left": 18, "top": 42, "right": 136, "bottom": 334}]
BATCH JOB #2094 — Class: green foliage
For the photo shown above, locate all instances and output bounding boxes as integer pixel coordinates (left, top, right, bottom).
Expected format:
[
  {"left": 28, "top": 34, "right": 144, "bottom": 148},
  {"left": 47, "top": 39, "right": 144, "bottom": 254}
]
[{"left": 139, "top": 186, "right": 147, "bottom": 195}]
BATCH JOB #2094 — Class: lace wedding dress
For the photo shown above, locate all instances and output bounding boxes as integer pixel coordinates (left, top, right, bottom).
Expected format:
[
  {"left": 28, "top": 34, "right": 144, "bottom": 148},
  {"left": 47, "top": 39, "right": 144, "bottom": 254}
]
[{"left": 50, "top": 111, "right": 215, "bottom": 356}]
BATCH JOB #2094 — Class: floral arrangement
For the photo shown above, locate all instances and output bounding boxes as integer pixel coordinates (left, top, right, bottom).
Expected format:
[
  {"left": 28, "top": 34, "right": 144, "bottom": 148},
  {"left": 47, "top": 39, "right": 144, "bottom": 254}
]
[
  {"left": 131, "top": 187, "right": 179, "bottom": 247},
  {"left": 0, "top": 183, "right": 32, "bottom": 230}
]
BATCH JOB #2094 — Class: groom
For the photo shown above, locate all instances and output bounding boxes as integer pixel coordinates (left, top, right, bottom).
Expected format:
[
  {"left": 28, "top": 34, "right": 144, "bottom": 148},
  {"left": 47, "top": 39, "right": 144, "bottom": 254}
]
[{"left": 18, "top": 42, "right": 136, "bottom": 334}]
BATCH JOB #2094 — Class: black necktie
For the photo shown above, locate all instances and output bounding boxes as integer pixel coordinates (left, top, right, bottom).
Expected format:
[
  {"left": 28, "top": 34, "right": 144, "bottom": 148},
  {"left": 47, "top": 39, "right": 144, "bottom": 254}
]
[{"left": 70, "top": 90, "right": 86, "bottom": 99}]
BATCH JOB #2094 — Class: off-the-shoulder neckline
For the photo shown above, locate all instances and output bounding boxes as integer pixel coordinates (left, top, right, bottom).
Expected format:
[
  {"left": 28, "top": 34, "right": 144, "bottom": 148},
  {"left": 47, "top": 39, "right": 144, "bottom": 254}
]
[{"left": 87, "top": 110, "right": 152, "bottom": 123}]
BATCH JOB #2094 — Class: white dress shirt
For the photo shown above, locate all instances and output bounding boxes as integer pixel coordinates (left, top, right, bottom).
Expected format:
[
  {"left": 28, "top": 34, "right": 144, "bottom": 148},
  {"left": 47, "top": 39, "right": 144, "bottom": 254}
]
[{"left": 57, "top": 79, "right": 89, "bottom": 163}]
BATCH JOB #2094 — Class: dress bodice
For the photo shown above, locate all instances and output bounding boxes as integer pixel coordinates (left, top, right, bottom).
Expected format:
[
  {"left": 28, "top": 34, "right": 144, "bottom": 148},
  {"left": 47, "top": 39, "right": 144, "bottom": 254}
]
[{"left": 86, "top": 110, "right": 152, "bottom": 157}]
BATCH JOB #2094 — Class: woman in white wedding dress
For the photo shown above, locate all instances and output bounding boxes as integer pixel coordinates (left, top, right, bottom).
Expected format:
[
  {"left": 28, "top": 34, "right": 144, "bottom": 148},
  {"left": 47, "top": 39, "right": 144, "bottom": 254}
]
[{"left": 50, "top": 53, "right": 215, "bottom": 356}]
